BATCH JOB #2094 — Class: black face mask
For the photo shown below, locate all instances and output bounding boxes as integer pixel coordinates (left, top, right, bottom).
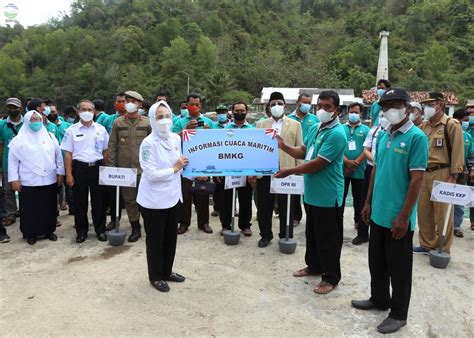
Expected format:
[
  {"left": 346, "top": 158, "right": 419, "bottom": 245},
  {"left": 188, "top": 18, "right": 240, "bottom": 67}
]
[
  {"left": 7, "top": 110, "right": 20, "bottom": 118},
  {"left": 233, "top": 113, "right": 246, "bottom": 121},
  {"left": 47, "top": 113, "right": 58, "bottom": 123}
]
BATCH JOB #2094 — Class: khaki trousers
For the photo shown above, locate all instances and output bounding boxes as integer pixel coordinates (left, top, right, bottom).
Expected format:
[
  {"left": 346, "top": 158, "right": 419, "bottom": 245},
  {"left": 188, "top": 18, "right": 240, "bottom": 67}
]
[
  {"left": 121, "top": 175, "right": 141, "bottom": 224},
  {"left": 417, "top": 168, "right": 453, "bottom": 253}
]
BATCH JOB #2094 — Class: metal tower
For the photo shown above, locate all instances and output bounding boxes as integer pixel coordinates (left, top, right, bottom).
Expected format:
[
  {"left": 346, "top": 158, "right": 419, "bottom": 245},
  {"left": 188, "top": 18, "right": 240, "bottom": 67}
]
[{"left": 376, "top": 31, "right": 390, "bottom": 85}]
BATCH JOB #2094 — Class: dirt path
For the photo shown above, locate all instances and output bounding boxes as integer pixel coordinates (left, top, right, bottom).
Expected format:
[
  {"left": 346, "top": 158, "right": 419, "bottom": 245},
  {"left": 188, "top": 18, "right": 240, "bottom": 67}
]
[{"left": 1, "top": 208, "right": 473, "bottom": 336}]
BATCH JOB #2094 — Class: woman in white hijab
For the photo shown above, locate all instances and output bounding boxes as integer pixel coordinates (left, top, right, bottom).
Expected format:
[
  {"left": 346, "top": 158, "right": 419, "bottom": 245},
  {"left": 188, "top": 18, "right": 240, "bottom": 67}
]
[
  {"left": 137, "top": 100, "right": 188, "bottom": 292},
  {"left": 8, "top": 111, "right": 65, "bottom": 245}
]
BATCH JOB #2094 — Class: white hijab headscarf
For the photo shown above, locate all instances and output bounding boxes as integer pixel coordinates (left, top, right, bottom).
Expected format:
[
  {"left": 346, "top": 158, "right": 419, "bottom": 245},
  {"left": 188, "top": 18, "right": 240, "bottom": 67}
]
[
  {"left": 148, "top": 100, "right": 173, "bottom": 138},
  {"left": 8, "top": 110, "right": 57, "bottom": 176}
]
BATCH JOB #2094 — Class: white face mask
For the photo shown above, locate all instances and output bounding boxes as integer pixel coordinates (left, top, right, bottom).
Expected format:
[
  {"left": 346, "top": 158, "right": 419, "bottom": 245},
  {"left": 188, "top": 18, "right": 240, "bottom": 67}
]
[
  {"left": 270, "top": 105, "right": 285, "bottom": 118},
  {"left": 409, "top": 113, "right": 417, "bottom": 122},
  {"left": 125, "top": 102, "right": 138, "bottom": 113},
  {"left": 79, "top": 111, "right": 94, "bottom": 122},
  {"left": 384, "top": 107, "right": 407, "bottom": 125},
  {"left": 423, "top": 106, "right": 436, "bottom": 120},
  {"left": 316, "top": 109, "right": 335, "bottom": 123},
  {"left": 379, "top": 117, "right": 390, "bottom": 129},
  {"left": 156, "top": 118, "right": 172, "bottom": 137}
]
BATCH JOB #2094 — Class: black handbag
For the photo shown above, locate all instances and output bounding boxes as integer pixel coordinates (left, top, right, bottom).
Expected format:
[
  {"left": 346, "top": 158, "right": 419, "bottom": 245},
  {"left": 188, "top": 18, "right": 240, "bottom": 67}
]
[{"left": 192, "top": 181, "right": 216, "bottom": 194}]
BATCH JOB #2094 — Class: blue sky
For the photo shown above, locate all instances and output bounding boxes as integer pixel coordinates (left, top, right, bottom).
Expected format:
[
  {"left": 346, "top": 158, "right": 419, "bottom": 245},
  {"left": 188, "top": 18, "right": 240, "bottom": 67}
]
[{"left": 1, "top": 0, "right": 72, "bottom": 27}]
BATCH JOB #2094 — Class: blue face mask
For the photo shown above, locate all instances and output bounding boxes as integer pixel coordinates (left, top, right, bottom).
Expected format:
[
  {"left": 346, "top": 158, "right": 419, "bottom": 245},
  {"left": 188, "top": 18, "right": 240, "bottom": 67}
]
[
  {"left": 29, "top": 121, "right": 43, "bottom": 132},
  {"left": 348, "top": 113, "right": 360, "bottom": 123},
  {"left": 376, "top": 89, "right": 385, "bottom": 98},
  {"left": 217, "top": 114, "right": 227, "bottom": 123},
  {"left": 299, "top": 103, "right": 311, "bottom": 114},
  {"left": 469, "top": 116, "right": 474, "bottom": 125},
  {"left": 462, "top": 121, "right": 469, "bottom": 131},
  {"left": 180, "top": 109, "right": 188, "bottom": 118},
  {"left": 43, "top": 106, "right": 51, "bottom": 116}
]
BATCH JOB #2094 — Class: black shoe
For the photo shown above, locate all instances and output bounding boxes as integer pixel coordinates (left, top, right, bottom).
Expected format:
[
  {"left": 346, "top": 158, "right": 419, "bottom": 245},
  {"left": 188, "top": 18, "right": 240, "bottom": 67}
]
[
  {"left": 168, "top": 272, "right": 185, "bottom": 283},
  {"left": 377, "top": 317, "right": 407, "bottom": 334},
  {"left": 97, "top": 233, "right": 107, "bottom": 242},
  {"left": 258, "top": 238, "right": 271, "bottom": 248},
  {"left": 76, "top": 234, "right": 87, "bottom": 243},
  {"left": 151, "top": 280, "right": 170, "bottom": 292},
  {"left": 27, "top": 238, "right": 36, "bottom": 245},
  {"left": 46, "top": 233, "right": 58, "bottom": 241},
  {"left": 352, "top": 236, "right": 369, "bottom": 245},
  {"left": 128, "top": 229, "right": 141, "bottom": 242},
  {"left": 106, "top": 221, "right": 116, "bottom": 231},
  {"left": 351, "top": 299, "right": 388, "bottom": 311},
  {"left": 0, "top": 234, "right": 11, "bottom": 243}
]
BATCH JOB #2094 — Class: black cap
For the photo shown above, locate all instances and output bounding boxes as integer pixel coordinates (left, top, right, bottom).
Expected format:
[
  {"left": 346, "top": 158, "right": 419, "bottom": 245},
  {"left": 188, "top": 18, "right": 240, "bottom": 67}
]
[
  {"left": 269, "top": 91, "right": 285, "bottom": 103},
  {"left": 378, "top": 88, "right": 411, "bottom": 105},
  {"left": 421, "top": 91, "right": 445, "bottom": 104}
]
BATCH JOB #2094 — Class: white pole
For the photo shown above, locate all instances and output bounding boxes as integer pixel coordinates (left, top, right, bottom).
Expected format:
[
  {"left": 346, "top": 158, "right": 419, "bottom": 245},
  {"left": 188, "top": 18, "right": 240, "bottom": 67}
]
[
  {"left": 231, "top": 187, "right": 236, "bottom": 232},
  {"left": 285, "top": 194, "right": 291, "bottom": 240},
  {"left": 115, "top": 186, "right": 120, "bottom": 233},
  {"left": 438, "top": 203, "right": 452, "bottom": 253}
]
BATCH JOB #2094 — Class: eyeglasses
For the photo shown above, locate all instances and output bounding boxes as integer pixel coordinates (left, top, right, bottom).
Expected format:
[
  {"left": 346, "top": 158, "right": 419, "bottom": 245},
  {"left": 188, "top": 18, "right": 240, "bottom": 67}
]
[
  {"left": 269, "top": 102, "right": 284, "bottom": 107},
  {"left": 156, "top": 114, "right": 172, "bottom": 120}
]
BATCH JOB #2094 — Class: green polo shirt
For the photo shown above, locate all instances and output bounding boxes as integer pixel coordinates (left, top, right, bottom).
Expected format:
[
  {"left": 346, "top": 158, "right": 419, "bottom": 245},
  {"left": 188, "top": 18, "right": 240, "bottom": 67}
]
[
  {"left": 172, "top": 115, "right": 216, "bottom": 133},
  {"left": 225, "top": 122, "right": 255, "bottom": 129},
  {"left": 303, "top": 118, "right": 347, "bottom": 208},
  {"left": 370, "top": 101, "right": 381, "bottom": 126},
  {"left": 45, "top": 120, "right": 57, "bottom": 135},
  {"left": 371, "top": 120, "right": 429, "bottom": 231},
  {"left": 0, "top": 119, "right": 23, "bottom": 171},
  {"left": 463, "top": 131, "right": 472, "bottom": 161},
  {"left": 172, "top": 114, "right": 179, "bottom": 126},
  {"left": 95, "top": 112, "right": 109, "bottom": 126},
  {"left": 288, "top": 111, "right": 319, "bottom": 139},
  {"left": 55, "top": 120, "right": 71, "bottom": 144},
  {"left": 103, "top": 113, "right": 121, "bottom": 134},
  {"left": 343, "top": 123, "right": 370, "bottom": 179}
]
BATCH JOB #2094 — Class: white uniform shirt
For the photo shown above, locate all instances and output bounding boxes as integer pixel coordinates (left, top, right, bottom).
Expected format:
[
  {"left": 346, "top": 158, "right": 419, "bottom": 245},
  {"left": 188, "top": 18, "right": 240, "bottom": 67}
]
[
  {"left": 61, "top": 122, "right": 109, "bottom": 162},
  {"left": 271, "top": 117, "right": 284, "bottom": 135},
  {"left": 137, "top": 133, "right": 183, "bottom": 209},
  {"left": 363, "top": 125, "right": 383, "bottom": 166},
  {"left": 8, "top": 138, "right": 65, "bottom": 186}
]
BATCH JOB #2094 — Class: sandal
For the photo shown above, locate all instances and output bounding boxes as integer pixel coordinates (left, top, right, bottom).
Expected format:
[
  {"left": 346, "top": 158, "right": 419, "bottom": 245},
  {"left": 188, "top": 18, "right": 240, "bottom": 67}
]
[
  {"left": 2, "top": 218, "right": 15, "bottom": 226},
  {"left": 313, "top": 281, "right": 336, "bottom": 294},
  {"left": 454, "top": 229, "right": 464, "bottom": 238},
  {"left": 56, "top": 220, "right": 62, "bottom": 227},
  {"left": 60, "top": 203, "right": 68, "bottom": 211},
  {"left": 293, "top": 267, "right": 312, "bottom": 277}
]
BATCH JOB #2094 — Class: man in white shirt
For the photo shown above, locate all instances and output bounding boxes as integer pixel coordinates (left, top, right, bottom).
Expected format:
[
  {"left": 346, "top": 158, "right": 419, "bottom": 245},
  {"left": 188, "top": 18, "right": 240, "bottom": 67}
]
[{"left": 61, "top": 100, "right": 110, "bottom": 243}]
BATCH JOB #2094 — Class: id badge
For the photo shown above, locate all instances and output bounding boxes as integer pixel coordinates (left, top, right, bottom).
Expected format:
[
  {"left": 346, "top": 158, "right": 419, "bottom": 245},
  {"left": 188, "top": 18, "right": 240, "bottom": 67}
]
[
  {"left": 348, "top": 140, "right": 357, "bottom": 151},
  {"left": 435, "top": 138, "right": 443, "bottom": 147},
  {"left": 305, "top": 145, "right": 314, "bottom": 161}
]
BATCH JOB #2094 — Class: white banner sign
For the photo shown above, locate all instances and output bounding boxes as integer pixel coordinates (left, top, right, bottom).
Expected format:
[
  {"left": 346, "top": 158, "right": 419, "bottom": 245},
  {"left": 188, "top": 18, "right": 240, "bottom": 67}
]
[
  {"left": 99, "top": 166, "right": 137, "bottom": 187},
  {"left": 430, "top": 180, "right": 472, "bottom": 206},
  {"left": 224, "top": 176, "right": 246, "bottom": 190},
  {"left": 270, "top": 175, "right": 304, "bottom": 195}
]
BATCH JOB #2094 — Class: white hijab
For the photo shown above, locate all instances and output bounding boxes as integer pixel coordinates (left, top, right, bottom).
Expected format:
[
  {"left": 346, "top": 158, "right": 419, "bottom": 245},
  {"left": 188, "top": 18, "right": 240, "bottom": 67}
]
[
  {"left": 8, "top": 110, "right": 57, "bottom": 176},
  {"left": 148, "top": 100, "right": 173, "bottom": 138}
]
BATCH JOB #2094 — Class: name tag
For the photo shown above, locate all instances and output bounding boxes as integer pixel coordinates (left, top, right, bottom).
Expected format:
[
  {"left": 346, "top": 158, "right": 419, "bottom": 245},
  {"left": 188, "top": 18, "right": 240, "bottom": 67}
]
[
  {"left": 435, "top": 138, "right": 443, "bottom": 147},
  {"left": 305, "top": 145, "right": 314, "bottom": 161},
  {"left": 348, "top": 140, "right": 357, "bottom": 151},
  {"left": 74, "top": 134, "right": 85, "bottom": 141}
]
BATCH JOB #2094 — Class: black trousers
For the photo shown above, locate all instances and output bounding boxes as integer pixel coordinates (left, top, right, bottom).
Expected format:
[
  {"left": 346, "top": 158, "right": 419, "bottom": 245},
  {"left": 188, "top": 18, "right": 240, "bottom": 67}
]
[
  {"left": 213, "top": 178, "right": 224, "bottom": 212},
  {"left": 65, "top": 185, "right": 74, "bottom": 213},
  {"left": 140, "top": 203, "right": 179, "bottom": 282},
  {"left": 72, "top": 161, "right": 106, "bottom": 236},
  {"left": 178, "top": 177, "right": 209, "bottom": 227},
  {"left": 369, "top": 222, "right": 413, "bottom": 321},
  {"left": 256, "top": 176, "right": 294, "bottom": 240},
  {"left": 219, "top": 182, "right": 253, "bottom": 230},
  {"left": 293, "top": 195, "right": 303, "bottom": 222},
  {"left": 305, "top": 202, "right": 343, "bottom": 286},
  {"left": 358, "top": 165, "right": 373, "bottom": 238},
  {"left": 342, "top": 177, "right": 364, "bottom": 225}
]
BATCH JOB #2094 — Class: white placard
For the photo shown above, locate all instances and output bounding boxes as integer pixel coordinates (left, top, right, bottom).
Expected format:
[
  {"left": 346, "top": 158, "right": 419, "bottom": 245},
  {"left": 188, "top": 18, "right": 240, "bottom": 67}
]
[
  {"left": 430, "top": 180, "right": 472, "bottom": 206},
  {"left": 99, "top": 166, "right": 137, "bottom": 187},
  {"left": 270, "top": 175, "right": 304, "bottom": 195},
  {"left": 224, "top": 176, "right": 246, "bottom": 190}
]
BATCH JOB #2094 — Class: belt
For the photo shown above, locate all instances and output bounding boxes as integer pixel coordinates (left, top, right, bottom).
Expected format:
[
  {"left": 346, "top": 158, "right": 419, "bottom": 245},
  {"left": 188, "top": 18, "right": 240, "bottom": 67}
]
[
  {"left": 426, "top": 164, "right": 450, "bottom": 173},
  {"left": 73, "top": 159, "right": 103, "bottom": 167}
]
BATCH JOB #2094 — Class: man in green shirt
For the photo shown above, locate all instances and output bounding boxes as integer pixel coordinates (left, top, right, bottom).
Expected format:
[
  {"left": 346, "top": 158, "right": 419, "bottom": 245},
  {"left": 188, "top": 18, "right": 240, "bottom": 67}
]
[
  {"left": 342, "top": 102, "right": 370, "bottom": 245},
  {"left": 352, "top": 88, "right": 429, "bottom": 334},
  {"left": 93, "top": 99, "right": 109, "bottom": 126},
  {"left": 370, "top": 79, "right": 391, "bottom": 127},
  {"left": 288, "top": 93, "right": 320, "bottom": 226},
  {"left": 27, "top": 98, "right": 58, "bottom": 135},
  {"left": 103, "top": 92, "right": 127, "bottom": 134},
  {"left": 0, "top": 98, "right": 23, "bottom": 228},
  {"left": 466, "top": 103, "right": 474, "bottom": 231},
  {"left": 275, "top": 90, "right": 346, "bottom": 295}
]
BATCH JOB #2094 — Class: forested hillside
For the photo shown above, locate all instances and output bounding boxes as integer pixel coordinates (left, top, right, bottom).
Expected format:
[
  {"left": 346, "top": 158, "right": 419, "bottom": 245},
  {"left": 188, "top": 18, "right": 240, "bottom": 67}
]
[{"left": 0, "top": 0, "right": 472, "bottom": 109}]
